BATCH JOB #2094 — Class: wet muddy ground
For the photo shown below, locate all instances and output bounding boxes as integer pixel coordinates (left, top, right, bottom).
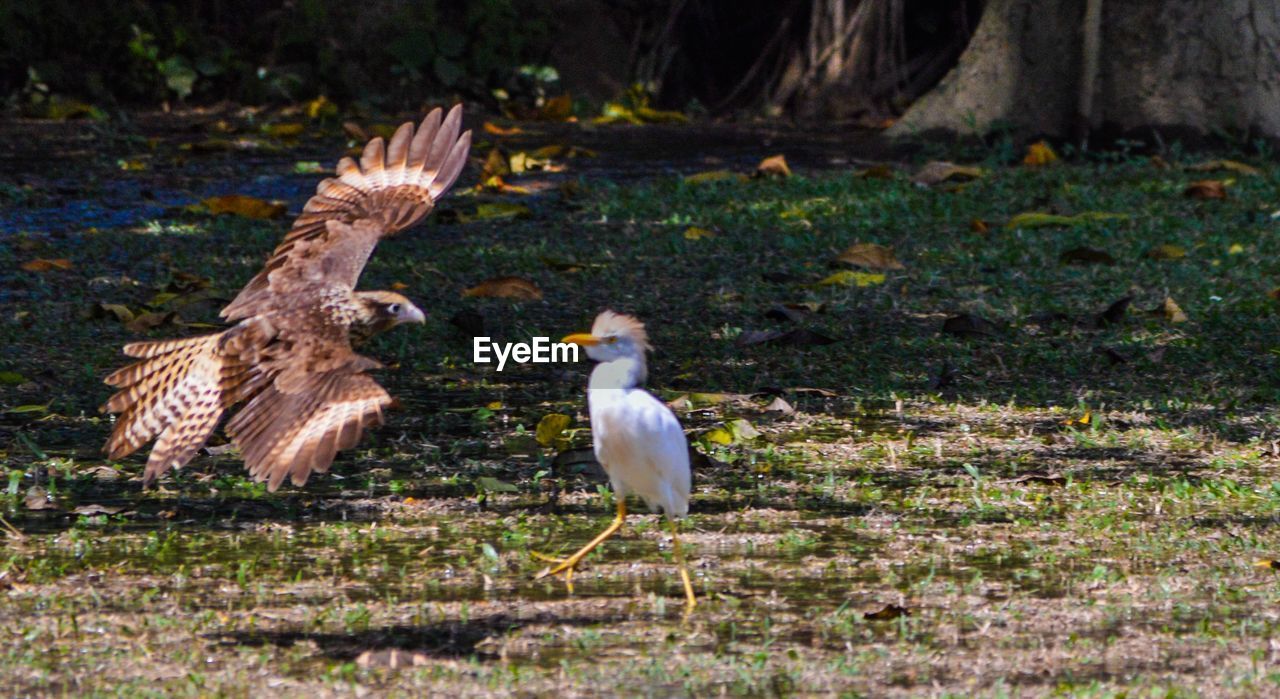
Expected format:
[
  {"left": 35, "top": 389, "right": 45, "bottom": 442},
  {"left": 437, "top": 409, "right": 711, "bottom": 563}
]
[{"left": 3, "top": 108, "right": 1280, "bottom": 696}]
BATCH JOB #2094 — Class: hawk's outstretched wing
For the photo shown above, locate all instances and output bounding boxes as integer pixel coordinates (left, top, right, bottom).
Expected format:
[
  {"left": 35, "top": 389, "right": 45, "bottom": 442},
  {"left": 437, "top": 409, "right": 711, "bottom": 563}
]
[
  {"left": 226, "top": 351, "right": 392, "bottom": 491},
  {"left": 221, "top": 104, "right": 471, "bottom": 321}
]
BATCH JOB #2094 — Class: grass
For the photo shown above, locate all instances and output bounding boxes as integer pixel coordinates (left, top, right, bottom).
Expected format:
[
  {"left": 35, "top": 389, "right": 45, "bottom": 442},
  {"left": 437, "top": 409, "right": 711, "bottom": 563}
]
[{"left": 2, "top": 114, "right": 1280, "bottom": 696}]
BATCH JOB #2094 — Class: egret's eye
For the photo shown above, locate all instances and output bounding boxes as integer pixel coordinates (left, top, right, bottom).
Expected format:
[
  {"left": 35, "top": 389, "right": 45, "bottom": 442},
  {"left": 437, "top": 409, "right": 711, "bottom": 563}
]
[
  {"left": 606, "top": 336, "right": 619, "bottom": 344},
  {"left": 388, "top": 303, "right": 401, "bottom": 314}
]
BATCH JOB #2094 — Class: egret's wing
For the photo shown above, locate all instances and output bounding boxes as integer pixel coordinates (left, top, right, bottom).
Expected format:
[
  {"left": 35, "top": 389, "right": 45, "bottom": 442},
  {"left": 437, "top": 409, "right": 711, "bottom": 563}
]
[{"left": 592, "top": 388, "right": 690, "bottom": 517}]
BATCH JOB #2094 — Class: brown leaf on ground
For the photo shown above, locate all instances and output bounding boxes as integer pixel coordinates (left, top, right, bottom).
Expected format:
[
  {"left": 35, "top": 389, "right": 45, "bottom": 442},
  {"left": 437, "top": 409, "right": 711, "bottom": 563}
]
[
  {"left": 1184, "top": 180, "right": 1227, "bottom": 200},
  {"left": 483, "top": 121, "right": 524, "bottom": 136},
  {"left": 942, "top": 314, "right": 998, "bottom": 338},
  {"left": 201, "top": 194, "right": 287, "bottom": 219},
  {"left": 970, "top": 219, "right": 990, "bottom": 234},
  {"left": 737, "top": 328, "right": 836, "bottom": 347},
  {"left": 764, "top": 303, "right": 824, "bottom": 324},
  {"left": 837, "top": 242, "right": 905, "bottom": 270},
  {"left": 912, "top": 161, "right": 984, "bottom": 186},
  {"left": 1153, "top": 297, "right": 1188, "bottom": 323},
  {"left": 1059, "top": 247, "right": 1115, "bottom": 266},
  {"left": 72, "top": 504, "right": 127, "bottom": 516},
  {"left": 855, "top": 164, "right": 896, "bottom": 179},
  {"left": 1095, "top": 296, "right": 1132, "bottom": 327},
  {"left": 479, "top": 147, "right": 511, "bottom": 182},
  {"left": 126, "top": 311, "right": 180, "bottom": 333},
  {"left": 755, "top": 154, "right": 791, "bottom": 178},
  {"left": 764, "top": 396, "right": 796, "bottom": 415},
  {"left": 469, "top": 202, "right": 533, "bottom": 221},
  {"left": 21, "top": 258, "right": 74, "bottom": 272},
  {"left": 342, "top": 121, "right": 369, "bottom": 141},
  {"left": 1187, "top": 159, "right": 1261, "bottom": 176},
  {"left": 1094, "top": 346, "right": 1128, "bottom": 365},
  {"left": 462, "top": 276, "right": 543, "bottom": 301},
  {"left": 864, "top": 604, "right": 911, "bottom": 621},
  {"left": 684, "top": 170, "right": 748, "bottom": 185},
  {"left": 1023, "top": 140, "right": 1059, "bottom": 166},
  {"left": 538, "top": 94, "right": 574, "bottom": 121},
  {"left": 1146, "top": 244, "right": 1186, "bottom": 260},
  {"left": 23, "top": 488, "right": 56, "bottom": 511}
]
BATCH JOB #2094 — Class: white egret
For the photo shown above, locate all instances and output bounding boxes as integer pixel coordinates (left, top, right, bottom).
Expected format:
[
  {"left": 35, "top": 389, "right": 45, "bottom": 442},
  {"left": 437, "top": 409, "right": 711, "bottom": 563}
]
[{"left": 536, "top": 310, "right": 696, "bottom": 610}]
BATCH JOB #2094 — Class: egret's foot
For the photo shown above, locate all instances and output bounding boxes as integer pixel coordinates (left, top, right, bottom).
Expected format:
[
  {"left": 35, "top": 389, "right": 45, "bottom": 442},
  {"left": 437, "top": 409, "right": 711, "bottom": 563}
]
[{"left": 532, "top": 500, "right": 628, "bottom": 595}]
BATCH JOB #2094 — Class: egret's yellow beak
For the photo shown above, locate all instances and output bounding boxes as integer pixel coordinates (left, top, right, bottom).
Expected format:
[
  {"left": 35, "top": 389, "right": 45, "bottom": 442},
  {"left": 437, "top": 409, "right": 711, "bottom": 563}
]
[{"left": 561, "top": 332, "right": 601, "bottom": 346}]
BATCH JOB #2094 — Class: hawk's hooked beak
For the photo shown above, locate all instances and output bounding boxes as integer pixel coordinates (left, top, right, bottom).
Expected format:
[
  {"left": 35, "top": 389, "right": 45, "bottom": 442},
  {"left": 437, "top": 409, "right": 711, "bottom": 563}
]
[
  {"left": 403, "top": 304, "right": 427, "bottom": 325},
  {"left": 561, "top": 332, "right": 600, "bottom": 346}
]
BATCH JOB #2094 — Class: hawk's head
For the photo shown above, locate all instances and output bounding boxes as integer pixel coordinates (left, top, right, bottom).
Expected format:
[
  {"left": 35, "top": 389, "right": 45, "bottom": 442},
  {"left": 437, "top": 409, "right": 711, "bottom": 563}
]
[{"left": 354, "top": 291, "right": 426, "bottom": 335}]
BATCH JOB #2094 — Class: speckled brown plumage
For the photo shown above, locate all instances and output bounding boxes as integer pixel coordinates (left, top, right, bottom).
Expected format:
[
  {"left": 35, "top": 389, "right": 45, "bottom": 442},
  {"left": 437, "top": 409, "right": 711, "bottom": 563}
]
[{"left": 102, "top": 105, "right": 471, "bottom": 490}]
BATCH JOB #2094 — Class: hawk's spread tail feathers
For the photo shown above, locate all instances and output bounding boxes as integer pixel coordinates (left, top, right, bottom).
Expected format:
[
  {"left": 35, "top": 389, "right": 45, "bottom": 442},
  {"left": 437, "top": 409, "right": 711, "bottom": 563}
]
[
  {"left": 222, "top": 104, "right": 472, "bottom": 321},
  {"left": 103, "top": 332, "right": 243, "bottom": 484},
  {"left": 102, "top": 319, "right": 275, "bottom": 485}
]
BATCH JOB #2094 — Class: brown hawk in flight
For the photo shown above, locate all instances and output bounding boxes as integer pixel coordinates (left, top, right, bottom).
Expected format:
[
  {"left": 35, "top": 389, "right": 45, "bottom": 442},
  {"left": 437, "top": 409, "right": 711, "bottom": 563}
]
[{"left": 102, "top": 104, "right": 472, "bottom": 491}]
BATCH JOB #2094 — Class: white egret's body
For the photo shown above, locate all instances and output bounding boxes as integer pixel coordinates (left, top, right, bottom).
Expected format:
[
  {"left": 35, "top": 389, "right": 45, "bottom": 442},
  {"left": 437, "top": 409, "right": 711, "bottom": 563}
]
[
  {"left": 536, "top": 311, "right": 696, "bottom": 609},
  {"left": 588, "top": 358, "right": 690, "bottom": 519}
]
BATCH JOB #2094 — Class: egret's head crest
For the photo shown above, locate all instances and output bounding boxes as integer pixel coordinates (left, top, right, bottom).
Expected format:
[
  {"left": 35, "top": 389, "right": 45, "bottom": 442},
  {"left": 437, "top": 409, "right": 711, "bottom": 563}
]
[{"left": 591, "top": 310, "right": 652, "bottom": 352}]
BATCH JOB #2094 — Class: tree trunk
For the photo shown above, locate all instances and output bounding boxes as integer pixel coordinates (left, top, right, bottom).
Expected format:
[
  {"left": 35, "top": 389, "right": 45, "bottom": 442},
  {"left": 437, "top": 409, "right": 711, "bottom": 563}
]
[{"left": 889, "top": 0, "right": 1280, "bottom": 139}]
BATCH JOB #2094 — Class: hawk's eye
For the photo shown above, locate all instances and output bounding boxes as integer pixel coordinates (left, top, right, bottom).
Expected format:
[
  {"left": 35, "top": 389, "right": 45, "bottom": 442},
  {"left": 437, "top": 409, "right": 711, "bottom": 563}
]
[{"left": 388, "top": 303, "right": 401, "bottom": 314}]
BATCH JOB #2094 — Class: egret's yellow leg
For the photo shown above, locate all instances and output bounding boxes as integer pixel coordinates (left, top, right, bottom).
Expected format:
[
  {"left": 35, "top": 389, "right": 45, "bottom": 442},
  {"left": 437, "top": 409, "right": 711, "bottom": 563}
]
[
  {"left": 669, "top": 518, "right": 696, "bottom": 611},
  {"left": 535, "top": 499, "right": 627, "bottom": 589}
]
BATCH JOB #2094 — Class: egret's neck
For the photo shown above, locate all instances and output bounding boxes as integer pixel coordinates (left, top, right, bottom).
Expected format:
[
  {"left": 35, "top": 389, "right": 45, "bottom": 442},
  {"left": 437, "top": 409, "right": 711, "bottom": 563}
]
[{"left": 588, "top": 356, "right": 648, "bottom": 391}]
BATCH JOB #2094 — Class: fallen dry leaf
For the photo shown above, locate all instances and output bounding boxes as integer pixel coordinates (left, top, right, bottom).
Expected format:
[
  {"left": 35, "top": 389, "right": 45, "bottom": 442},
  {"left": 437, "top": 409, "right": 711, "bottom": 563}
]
[
  {"left": 1146, "top": 244, "right": 1187, "bottom": 261},
  {"left": 1187, "top": 159, "right": 1261, "bottom": 176},
  {"left": 1018, "top": 140, "right": 1059, "bottom": 166},
  {"left": 202, "top": 194, "right": 286, "bottom": 219},
  {"left": 683, "top": 226, "right": 717, "bottom": 240},
  {"left": 864, "top": 604, "right": 910, "bottom": 621},
  {"left": 855, "top": 164, "right": 896, "bottom": 179},
  {"left": 816, "top": 270, "right": 885, "bottom": 287},
  {"left": 264, "top": 122, "right": 305, "bottom": 138},
  {"left": 24, "top": 487, "right": 56, "bottom": 511},
  {"left": 736, "top": 328, "right": 836, "bottom": 347},
  {"left": 95, "top": 303, "right": 135, "bottom": 323},
  {"left": 1184, "top": 180, "right": 1227, "bottom": 200},
  {"left": 21, "top": 258, "right": 74, "bottom": 272},
  {"left": 126, "top": 311, "right": 180, "bottom": 333},
  {"left": 755, "top": 154, "right": 791, "bottom": 178},
  {"left": 942, "top": 314, "right": 998, "bottom": 338},
  {"left": 535, "top": 413, "right": 572, "bottom": 448},
  {"left": 1059, "top": 246, "right": 1115, "bottom": 266},
  {"left": 483, "top": 121, "right": 524, "bottom": 136},
  {"left": 837, "top": 242, "right": 904, "bottom": 270},
  {"left": 1153, "top": 297, "right": 1188, "bottom": 323},
  {"left": 479, "top": 148, "right": 511, "bottom": 181},
  {"left": 538, "top": 94, "right": 574, "bottom": 121},
  {"left": 970, "top": 219, "right": 990, "bottom": 234},
  {"left": 1006, "top": 211, "right": 1128, "bottom": 228},
  {"left": 764, "top": 396, "right": 796, "bottom": 415},
  {"left": 72, "top": 504, "right": 127, "bottom": 516},
  {"left": 683, "top": 170, "right": 747, "bottom": 185},
  {"left": 912, "top": 161, "right": 984, "bottom": 186},
  {"left": 1095, "top": 296, "right": 1132, "bottom": 327},
  {"left": 470, "top": 202, "right": 532, "bottom": 221},
  {"left": 1023, "top": 140, "right": 1059, "bottom": 166},
  {"left": 462, "top": 276, "right": 543, "bottom": 301}
]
